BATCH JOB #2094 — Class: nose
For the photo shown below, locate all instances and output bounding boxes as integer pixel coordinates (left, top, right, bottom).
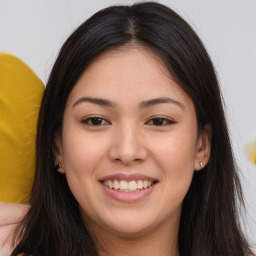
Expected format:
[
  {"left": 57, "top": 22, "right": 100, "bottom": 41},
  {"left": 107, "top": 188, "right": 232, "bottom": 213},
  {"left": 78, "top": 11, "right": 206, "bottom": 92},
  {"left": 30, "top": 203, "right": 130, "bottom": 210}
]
[{"left": 108, "top": 123, "right": 148, "bottom": 165}]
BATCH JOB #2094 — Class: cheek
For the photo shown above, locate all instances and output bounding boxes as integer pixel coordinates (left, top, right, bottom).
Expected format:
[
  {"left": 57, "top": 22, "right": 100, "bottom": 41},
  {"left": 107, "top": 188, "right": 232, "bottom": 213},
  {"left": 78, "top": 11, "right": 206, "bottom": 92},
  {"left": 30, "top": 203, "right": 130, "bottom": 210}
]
[
  {"left": 62, "top": 125, "right": 107, "bottom": 174},
  {"left": 60, "top": 129, "right": 108, "bottom": 212},
  {"left": 152, "top": 133, "right": 197, "bottom": 173},
  {"left": 150, "top": 132, "right": 197, "bottom": 203},
  {"left": 60, "top": 124, "right": 108, "bottom": 199}
]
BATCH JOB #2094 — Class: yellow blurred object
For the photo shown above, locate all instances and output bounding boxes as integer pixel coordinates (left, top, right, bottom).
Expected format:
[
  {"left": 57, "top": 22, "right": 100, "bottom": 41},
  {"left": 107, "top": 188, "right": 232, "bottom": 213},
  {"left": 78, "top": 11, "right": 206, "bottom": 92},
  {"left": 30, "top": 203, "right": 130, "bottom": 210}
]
[
  {"left": 0, "top": 53, "right": 44, "bottom": 203},
  {"left": 244, "top": 140, "right": 256, "bottom": 166}
]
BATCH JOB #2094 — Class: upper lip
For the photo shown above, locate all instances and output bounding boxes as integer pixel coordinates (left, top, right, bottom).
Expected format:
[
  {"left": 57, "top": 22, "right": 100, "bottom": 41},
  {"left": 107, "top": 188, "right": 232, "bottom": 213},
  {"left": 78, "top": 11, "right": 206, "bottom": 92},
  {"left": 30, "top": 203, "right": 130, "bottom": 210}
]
[{"left": 99, "top": 173, "right": 158, "bottom": 182}]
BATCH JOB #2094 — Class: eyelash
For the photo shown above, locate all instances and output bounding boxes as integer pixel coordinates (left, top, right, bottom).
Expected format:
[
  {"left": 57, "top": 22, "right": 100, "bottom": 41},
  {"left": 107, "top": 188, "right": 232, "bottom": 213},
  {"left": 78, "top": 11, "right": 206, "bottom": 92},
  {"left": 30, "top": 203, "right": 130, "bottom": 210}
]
[
  {"left": 81, "top": 116, "right": 175, "bottom": 126},
  {"left": 146, "top": 117, "right": 175, "bottom": 126},
  {"left": 82, "top": 117, "right": 110, "bottom": 126}
]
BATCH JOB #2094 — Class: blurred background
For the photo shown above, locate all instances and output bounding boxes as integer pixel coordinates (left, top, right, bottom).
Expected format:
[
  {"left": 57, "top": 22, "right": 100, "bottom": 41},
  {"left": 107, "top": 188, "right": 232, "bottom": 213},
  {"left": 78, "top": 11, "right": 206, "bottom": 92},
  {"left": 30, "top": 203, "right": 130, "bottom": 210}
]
[{"left": 0, "top": 0, "right": 255, "bottom": 245}]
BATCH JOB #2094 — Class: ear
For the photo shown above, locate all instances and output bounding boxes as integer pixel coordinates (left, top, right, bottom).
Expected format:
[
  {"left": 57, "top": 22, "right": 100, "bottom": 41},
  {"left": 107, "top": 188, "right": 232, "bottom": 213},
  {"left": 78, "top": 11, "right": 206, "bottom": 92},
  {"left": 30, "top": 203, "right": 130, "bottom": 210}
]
[
  {"left": 53, "top": 133, "right": 65, "bottom": 174},
  {"left": 194, "top": 124, "right": 211, "bottom": 171}
]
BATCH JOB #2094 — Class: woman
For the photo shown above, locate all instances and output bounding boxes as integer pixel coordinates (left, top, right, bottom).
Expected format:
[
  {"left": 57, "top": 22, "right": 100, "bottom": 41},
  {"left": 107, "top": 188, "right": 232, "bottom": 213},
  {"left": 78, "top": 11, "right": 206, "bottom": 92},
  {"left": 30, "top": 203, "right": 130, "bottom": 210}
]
[{"left": 0, "top": 2, "right": 253, "bottom": 255}]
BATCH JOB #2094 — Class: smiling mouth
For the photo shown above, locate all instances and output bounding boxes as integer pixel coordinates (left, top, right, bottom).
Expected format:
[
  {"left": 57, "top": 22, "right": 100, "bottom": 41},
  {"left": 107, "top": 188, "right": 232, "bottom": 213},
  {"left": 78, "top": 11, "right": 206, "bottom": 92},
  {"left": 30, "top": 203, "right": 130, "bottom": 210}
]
[{"left": 101, "top": 180, "right": 158, "bottom": 192}]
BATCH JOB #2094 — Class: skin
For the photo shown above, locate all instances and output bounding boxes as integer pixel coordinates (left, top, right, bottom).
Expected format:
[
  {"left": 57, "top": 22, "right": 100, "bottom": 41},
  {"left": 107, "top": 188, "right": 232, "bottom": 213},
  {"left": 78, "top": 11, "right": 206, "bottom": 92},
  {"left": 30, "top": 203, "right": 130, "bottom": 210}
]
[
  {"left": 0, "top": 47, "right": 211, "bottom": 255},
  {"left": 55, "top": 47, "right": 211, "bottom": 256},
  {"left": 0, "top": 203, "right": 30, "bottom": 254}
]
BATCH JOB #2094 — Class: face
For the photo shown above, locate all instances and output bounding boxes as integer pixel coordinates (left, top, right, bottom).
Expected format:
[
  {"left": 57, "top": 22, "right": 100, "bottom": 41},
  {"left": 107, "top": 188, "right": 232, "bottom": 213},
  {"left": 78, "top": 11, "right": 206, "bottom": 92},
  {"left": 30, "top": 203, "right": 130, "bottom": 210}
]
[{"left": 55, "top": 47, "right": 210, "bottom": 238}]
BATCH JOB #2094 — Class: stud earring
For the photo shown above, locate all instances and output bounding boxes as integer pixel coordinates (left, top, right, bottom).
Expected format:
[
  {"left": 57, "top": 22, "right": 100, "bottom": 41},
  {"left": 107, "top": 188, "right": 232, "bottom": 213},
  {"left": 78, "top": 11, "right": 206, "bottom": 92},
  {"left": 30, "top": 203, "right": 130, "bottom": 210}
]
[
  {"left": 200, "top": 162, "right": 204, "bottom": 168},
  {"left": 55, "top": 163, "right": 62, "bottom": 170}
]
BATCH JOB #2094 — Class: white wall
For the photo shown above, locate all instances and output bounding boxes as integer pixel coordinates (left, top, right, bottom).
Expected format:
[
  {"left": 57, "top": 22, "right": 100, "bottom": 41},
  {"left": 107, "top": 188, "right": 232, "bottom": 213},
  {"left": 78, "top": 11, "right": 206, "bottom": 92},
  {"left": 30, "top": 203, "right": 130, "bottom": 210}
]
[{"left": 1, "top": 0, "right": 255, "bottom": 244}]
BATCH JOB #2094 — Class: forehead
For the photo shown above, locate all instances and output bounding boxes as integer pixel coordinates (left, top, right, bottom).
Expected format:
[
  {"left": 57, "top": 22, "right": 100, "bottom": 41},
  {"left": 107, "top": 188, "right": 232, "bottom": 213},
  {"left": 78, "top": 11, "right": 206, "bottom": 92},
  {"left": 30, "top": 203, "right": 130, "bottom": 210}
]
[{"left": 67, "top": 47, "right": 192, "bottom": 109}]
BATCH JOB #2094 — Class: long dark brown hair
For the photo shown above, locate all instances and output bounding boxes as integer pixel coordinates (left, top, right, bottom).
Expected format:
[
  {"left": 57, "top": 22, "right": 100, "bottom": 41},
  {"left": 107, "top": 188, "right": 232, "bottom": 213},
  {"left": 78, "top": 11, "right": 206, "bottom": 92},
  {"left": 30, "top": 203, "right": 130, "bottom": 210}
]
[{"left": 12, "top": 2, "right": 253, "bottom": 255}]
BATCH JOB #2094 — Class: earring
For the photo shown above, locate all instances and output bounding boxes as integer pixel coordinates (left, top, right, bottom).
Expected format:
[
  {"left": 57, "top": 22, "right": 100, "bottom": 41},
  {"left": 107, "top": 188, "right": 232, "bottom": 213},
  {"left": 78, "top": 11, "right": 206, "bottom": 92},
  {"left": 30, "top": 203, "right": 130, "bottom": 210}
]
[
  {"left": 200, "top": 162, "right": 204, "bottom": 168},
  {"left": 55, "top": 163, "right": 62, "bottom": 170}
]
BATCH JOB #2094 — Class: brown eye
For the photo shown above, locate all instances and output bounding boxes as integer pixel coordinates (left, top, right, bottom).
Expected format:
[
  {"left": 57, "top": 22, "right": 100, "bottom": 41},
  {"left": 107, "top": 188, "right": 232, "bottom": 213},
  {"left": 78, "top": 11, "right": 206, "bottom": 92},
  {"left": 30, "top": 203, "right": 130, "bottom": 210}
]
[
  {"left": 147, "top": 117, "right": 175, "bottom": 126},
  {"left": 82, "top": 117, "right": 110, "bottom": 126}
]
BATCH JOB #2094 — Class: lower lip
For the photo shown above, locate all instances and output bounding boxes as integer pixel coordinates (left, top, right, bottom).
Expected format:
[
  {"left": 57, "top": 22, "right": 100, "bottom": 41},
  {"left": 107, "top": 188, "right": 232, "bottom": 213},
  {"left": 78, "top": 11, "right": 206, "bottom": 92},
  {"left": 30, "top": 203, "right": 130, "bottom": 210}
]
[{"left": 100, "top": 182, "right": 156, "bottom": 203}]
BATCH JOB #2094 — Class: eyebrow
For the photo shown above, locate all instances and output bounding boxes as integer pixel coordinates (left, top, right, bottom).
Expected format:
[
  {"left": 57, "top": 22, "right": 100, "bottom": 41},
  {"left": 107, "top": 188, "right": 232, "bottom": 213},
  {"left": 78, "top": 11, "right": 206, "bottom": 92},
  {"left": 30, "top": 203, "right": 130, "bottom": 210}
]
[
  {"left": 140, "top": 97, "right": 184, "bottom": 110},
  {"left": 72, "top": 96, "right": 184, "bottom": 110},
  {"left": 72, "top": 97, "right": 116, "bottom": 108}
]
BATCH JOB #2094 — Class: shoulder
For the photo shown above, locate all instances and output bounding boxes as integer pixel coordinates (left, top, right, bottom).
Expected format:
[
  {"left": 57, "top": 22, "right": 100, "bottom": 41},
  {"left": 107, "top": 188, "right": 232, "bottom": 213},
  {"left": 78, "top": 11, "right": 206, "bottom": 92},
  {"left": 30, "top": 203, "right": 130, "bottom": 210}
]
[
  {"left": 0, "top": 223, "right": 18, "bottom": 256},
  {"left": 0, "top": 203, "right": 30, "bottom": 256},
  {"left": 0, "top": 203, "right": 29, "bottom": 227}
]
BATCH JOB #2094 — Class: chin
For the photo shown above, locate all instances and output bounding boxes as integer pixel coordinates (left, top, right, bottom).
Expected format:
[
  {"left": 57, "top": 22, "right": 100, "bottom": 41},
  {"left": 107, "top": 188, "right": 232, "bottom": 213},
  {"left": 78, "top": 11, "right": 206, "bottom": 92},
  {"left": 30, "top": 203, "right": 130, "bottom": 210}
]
[
  {"left": 98, "top": 212, "right": 159, "bottom": 238},
  {"left": 107, "top": 222, "right": 155, "bottom": 238}
]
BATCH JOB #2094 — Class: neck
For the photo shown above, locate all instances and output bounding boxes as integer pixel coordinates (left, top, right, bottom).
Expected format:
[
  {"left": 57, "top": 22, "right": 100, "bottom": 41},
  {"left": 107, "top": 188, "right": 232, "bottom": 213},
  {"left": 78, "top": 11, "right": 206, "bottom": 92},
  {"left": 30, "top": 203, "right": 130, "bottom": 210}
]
[{"left": 89, "top": 219, "right": 180, "bottom": 256}]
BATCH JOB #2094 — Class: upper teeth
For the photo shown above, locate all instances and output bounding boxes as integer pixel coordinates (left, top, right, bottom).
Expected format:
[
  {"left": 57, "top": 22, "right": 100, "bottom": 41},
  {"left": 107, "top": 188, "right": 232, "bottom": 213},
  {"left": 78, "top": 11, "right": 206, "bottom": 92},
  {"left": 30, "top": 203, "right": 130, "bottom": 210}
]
[{"left": 103, "top": 180, "right": 154, "bottom": 192}]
